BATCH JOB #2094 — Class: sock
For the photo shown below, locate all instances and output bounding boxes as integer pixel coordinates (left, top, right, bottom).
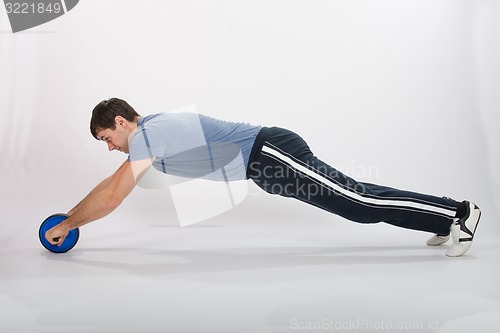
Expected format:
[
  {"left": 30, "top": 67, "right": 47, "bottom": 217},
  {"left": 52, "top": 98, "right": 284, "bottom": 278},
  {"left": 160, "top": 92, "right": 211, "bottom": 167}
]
[{"left": 455, "top": 201, "right": 467, "bottom": 219}]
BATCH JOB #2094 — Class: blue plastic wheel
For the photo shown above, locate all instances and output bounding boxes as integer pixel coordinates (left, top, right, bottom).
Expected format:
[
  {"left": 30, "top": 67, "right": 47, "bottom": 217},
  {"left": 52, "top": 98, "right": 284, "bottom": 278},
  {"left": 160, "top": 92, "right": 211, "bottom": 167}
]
[{"left": 39, "top": 214, "right": 79, "bottom": 253}]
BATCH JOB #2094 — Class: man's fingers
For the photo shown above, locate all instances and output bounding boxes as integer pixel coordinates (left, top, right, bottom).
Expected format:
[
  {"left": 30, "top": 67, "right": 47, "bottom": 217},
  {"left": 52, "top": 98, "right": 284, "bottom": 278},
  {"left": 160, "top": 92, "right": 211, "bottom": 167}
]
[
  {"left": 45, "top": 232, "right": 55, "bottom": 244},
  {"left": 56, "top": 235, "right": 65, "bottom": 246},
  {"left": 46, "top": 233, "right": 63, "bottom": 246}
]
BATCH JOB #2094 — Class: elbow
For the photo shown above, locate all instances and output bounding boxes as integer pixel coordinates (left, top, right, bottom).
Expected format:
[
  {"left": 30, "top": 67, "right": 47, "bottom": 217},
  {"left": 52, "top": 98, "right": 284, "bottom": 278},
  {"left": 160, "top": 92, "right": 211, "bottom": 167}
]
[
  {"left": 107, "top": 198, "right": 122, "bottom": 211},
  {"left": 103, "top": 192, "right": 124, "bottom": 211},
  {"left": 107, "top": 196, "right": 123, "bottom": 210}
]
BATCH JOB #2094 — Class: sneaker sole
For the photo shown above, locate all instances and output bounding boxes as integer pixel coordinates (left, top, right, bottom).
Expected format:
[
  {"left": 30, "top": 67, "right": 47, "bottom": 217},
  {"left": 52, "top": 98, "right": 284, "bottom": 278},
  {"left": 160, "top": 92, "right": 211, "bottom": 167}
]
[{"left": 426, "top": 234, "right": 450, "bottom": 246}]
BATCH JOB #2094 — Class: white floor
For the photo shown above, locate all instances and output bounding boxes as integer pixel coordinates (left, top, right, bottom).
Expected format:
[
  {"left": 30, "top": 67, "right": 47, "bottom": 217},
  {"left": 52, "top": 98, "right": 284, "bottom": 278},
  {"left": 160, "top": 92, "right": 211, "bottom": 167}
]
[{"left": 1, "top": 194, "right": 499, "bottom": 333}]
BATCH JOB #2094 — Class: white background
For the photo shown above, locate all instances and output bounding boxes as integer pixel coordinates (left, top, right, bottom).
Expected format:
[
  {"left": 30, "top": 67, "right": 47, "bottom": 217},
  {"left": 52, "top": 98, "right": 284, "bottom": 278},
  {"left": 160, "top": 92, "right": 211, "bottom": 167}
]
[{"left": 0, "top": 1, "right": 499, "bottom": 332}]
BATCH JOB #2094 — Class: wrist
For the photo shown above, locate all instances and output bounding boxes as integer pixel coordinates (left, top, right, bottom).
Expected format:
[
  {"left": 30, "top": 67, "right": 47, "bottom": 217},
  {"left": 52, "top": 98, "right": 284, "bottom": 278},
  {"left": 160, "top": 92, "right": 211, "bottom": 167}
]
[{"left": 58, "top": 219, "right": 73, "bottom": 233}]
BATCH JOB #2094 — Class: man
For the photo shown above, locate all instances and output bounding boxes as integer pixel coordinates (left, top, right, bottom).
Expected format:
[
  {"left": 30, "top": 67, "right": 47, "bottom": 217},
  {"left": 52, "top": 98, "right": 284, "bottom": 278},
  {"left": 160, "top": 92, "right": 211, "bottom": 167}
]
[{"left": 45, "top": 98, "right": 481, "bottom": 257}]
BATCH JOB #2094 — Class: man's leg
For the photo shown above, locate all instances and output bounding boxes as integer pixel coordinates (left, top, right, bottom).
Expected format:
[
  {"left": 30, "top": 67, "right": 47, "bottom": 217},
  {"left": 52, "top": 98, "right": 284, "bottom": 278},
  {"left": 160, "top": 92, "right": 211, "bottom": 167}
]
[{"left": 247, "top": 127, "right": 480, "bottom": 256}]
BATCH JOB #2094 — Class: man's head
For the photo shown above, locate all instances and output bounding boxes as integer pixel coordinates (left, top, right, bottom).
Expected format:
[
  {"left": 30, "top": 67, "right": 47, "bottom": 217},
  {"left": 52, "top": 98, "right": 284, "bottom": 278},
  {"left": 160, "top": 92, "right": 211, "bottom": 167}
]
[{"left": 90, "top": 98, "right": 141, "bottom": 154}]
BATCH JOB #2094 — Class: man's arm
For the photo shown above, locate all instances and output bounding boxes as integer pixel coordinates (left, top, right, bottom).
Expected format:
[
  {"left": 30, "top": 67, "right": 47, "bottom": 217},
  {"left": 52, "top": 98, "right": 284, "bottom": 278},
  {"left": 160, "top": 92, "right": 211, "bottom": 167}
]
[{"left": 45, "top": 158, "right": 152, "bottom": 245}]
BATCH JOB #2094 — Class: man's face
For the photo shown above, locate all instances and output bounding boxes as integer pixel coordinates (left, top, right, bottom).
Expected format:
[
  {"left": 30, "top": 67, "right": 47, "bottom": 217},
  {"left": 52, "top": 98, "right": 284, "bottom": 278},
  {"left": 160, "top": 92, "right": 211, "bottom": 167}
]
[{"left": 96, "top": 119, "right": 131, "bottom": 154}]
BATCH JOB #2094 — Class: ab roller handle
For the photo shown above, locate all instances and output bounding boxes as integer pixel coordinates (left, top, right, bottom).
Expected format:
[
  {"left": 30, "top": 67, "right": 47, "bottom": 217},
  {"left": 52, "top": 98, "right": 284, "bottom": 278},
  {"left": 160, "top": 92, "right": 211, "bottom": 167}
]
[{"left": 39, "top": 214, "right": 80, "bottom": 253}]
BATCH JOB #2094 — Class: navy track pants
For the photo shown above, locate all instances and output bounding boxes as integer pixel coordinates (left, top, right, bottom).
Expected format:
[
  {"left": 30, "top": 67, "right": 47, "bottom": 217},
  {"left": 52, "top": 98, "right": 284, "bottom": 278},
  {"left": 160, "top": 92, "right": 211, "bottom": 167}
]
[{"left": 246, "top": 127, "right": 458, "bottom": 235}]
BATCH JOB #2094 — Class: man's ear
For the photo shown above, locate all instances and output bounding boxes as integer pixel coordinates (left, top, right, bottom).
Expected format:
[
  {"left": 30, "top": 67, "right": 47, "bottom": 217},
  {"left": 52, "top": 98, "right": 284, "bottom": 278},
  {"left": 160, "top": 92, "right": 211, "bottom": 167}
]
[{"left": 115, "top": 116, "right": 126, "bottom": 127}]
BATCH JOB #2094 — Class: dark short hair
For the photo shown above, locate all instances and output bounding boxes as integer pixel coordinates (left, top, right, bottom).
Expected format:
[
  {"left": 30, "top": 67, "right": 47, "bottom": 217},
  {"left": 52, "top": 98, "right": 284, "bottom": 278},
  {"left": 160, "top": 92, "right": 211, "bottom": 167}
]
[{"left": 90, "top": 98, "right": 141, "bottom": 139}]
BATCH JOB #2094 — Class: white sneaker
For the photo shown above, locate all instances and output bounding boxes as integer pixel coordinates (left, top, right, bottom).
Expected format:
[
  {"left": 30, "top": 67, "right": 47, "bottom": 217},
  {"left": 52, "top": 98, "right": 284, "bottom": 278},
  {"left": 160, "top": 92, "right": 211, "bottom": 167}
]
[
  {"left": 446, "top": 201, "right": 481, "bottom": 257},
  {"left": 426, "top": 234, "right": 450, "bottom": 246}
]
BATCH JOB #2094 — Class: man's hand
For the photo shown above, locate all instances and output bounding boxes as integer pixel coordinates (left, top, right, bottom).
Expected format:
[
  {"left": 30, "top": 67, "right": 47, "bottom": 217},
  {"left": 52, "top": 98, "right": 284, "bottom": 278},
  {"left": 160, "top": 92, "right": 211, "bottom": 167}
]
[{"left": 45, "top": 223, "right": 70, "bottom": 246}]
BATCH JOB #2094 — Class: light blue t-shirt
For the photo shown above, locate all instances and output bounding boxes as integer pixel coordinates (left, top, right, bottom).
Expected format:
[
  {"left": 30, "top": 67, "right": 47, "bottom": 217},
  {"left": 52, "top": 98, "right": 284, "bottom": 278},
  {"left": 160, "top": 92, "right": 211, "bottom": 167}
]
[{"left": 128, "top": 112, "right": 262, "bottom": 181}]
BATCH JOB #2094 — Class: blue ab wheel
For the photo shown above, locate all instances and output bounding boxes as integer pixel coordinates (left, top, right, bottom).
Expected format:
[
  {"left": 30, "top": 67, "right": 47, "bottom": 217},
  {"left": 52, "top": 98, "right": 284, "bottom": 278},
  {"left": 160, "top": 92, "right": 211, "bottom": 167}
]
[{"left": 38, "top": 214, "right": 79, "bottom": 253}]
